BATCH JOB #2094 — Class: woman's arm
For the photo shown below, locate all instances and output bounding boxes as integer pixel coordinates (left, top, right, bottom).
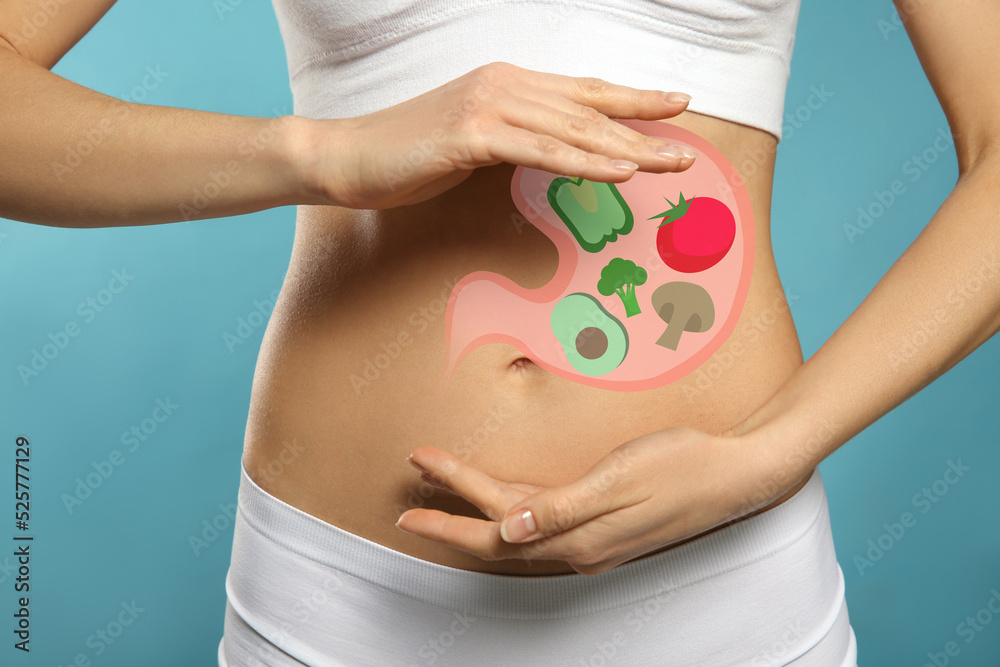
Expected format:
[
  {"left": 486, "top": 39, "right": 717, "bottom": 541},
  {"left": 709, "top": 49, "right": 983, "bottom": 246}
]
[
  {"left": 0, "top": 1, "right": 696, "bottom": 228},
  {"left": 726, "top": 0, "right": 1000, "bottom": 463},
  {"left": 0, "top": 44, "right": 317, "bottom": 227},
  {"left": 0, "top": 0, "right": 318, "bottom": 228},
  {"left": 397, "top": 0, "right": 1000, "bottom": 574},
  {"left": 0, "top": 0, "right": 118, "bottom": 68}
]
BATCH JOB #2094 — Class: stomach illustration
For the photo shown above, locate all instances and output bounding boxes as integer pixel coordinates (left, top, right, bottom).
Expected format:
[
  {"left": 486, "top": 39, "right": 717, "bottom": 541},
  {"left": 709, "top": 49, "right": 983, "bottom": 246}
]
[{"left": 440, "top": 119, "right": 754, "bottom": 391}]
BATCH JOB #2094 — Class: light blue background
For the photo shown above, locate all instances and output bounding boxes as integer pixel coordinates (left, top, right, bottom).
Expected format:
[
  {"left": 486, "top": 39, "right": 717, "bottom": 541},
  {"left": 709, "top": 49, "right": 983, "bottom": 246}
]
[{"left": 1, "top": 1, "right": 997, "bottom": 665}]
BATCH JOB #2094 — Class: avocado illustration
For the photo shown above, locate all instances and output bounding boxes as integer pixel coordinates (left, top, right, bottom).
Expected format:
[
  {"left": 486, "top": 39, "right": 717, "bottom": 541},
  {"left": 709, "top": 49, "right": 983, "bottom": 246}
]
[{"left": 550, "top": 293, "right": 629, "bottom": 376}]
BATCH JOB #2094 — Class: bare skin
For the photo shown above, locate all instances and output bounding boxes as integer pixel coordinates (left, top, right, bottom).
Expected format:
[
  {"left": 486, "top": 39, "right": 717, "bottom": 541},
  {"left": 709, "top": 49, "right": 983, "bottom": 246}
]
[
  {"left": 386, "top": 1, "right": 1000, "bottom": 574},
  {"left": 4, "top": 0, "right": 997, "bottom": 580},
  {"left": 242, "top": 108, "right": 810, "bottom": 575}
]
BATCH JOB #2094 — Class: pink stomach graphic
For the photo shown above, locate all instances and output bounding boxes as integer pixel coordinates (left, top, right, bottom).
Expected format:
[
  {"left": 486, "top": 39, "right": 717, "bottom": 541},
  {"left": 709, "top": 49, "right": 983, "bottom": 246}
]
[{"left": 439, "top": 119, "right": 754, "bottom": 391}]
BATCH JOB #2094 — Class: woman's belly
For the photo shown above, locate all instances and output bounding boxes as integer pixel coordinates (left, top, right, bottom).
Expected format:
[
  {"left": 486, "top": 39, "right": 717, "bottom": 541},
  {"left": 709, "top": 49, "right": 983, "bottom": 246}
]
[{"left": 242, "top": 110, "right": 806, "bottom": 575}]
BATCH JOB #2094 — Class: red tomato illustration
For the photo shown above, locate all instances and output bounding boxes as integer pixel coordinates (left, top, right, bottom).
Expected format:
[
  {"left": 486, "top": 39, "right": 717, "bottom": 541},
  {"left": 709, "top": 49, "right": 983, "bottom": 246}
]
[{"left": 650, "top": 193, "right": 736, "bottom": 273}]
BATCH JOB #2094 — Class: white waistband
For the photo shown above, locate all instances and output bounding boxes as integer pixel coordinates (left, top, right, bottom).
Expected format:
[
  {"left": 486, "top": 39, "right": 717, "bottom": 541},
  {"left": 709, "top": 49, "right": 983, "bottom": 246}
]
[{"left": 234, "top": 463, "right": 826, "bottom": 619}]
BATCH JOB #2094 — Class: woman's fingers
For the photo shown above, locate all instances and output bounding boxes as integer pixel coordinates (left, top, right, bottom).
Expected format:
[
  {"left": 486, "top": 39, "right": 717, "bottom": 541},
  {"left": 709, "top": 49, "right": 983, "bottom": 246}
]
[
  {"left": 395, "top": 507, "right": 598, "bottom": 564},
  {"left": 326, "top": 62, "right": 697, "bottom": 208},
  {"left": 496, "top": 439, "right": 651, "bottom": 544},
  {"left": 489, "top": 94, "right": 696, "bottom": 173},
  {"left": 505, "top": 63, "right": 691, "bottom": 120},
  {"left": 498, "top": 476, "right": 632, "bottom": 544},
  {"left": 397, "top": 509, "right": 563, "bottom": 562},
  {"left": 466, "top": 124, "right": 640, "bottom": 182},
  {"left": 501, "top": 81, "right": 690, "bottom": 149},
  {"left": 396, "top": 509, "right": 510, "bottom": 559},
  {"left": 395, "top": 505, "right": 643, "bottom": 567},
  {"left": 406, "top": 446, "right": 528, "bottom": 522},
  {"left": 465, "top": 62, "right": 697, "bottom": 176}
]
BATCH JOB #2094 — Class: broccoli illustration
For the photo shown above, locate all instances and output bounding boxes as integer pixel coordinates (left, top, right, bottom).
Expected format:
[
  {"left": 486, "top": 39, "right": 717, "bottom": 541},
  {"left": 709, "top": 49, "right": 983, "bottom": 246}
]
[{"left": 597, "top": 257, "right": 648, "bottom": 318}]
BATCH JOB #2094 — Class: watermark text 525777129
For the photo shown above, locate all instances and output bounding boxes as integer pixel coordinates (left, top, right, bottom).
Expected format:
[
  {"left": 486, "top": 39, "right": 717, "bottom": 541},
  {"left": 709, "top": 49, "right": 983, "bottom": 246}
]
[{"left": 13, "top": 435, "right": 33, "bottom": 654}]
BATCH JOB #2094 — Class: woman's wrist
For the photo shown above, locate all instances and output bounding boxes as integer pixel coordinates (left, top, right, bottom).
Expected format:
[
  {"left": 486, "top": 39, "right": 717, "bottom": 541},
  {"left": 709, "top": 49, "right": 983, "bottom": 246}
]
[
  {"left": 281, "top": 114, "right": 355, "bottom": 207},
  {"left": 722, "top": 377, "right": 844, "bottom": 506}
]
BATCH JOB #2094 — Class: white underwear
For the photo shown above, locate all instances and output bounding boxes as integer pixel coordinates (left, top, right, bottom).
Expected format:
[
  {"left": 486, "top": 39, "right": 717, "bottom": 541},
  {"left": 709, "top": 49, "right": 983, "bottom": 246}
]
[{"left": 219, "top": 464, "right": 857, "bottom": 666}]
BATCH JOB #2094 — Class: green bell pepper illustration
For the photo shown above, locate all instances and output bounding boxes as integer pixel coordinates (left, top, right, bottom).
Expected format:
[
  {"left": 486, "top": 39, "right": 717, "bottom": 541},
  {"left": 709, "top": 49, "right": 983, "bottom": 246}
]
[{"left": 547, "top": 177, "right": 634, "bottom": 253}]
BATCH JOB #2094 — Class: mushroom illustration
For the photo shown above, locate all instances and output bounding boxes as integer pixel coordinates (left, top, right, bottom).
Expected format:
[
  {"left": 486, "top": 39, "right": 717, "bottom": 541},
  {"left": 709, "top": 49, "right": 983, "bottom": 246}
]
[{"left": 650, "top": 281, "right": 715, "bottom": 350}]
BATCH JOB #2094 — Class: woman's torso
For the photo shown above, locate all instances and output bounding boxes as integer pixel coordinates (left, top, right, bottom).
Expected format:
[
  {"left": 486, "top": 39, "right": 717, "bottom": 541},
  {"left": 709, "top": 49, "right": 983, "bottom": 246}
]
[{"left": 242, "top": 109, "right": 806, "bottom": 576}]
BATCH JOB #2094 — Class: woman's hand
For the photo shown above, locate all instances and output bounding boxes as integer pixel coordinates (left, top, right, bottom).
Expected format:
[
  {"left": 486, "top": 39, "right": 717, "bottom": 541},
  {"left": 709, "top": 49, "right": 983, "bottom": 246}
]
[
  {"left": 303, "top": 61, "right": 697, "bottom": 209},
  {"left": 397, "top": 426, "right": 812, "bottom": 575}
]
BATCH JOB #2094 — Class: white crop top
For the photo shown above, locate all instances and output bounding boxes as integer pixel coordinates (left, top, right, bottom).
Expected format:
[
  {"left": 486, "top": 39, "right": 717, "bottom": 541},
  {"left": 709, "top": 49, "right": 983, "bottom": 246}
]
[{"left": 270, "top": 0, "right": 801, "bottom": 141}]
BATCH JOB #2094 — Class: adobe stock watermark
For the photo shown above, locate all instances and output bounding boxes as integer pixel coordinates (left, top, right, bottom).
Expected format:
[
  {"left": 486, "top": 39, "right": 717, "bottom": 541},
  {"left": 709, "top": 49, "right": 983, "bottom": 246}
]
[
  {"left": 55, "top": 600, "right": 144, "bottom": 667},
  {"left": 393, "top": 404, "right": 509, "bottom": 518},
  {"left": 750, "top": 620, "right": 807, "bottom": 667},
  {"left": 853, "top": 458, "right": 970, "bottom": 576},
  {"left": 575, "top": 582, "right": 680, "bottom": 666},
  {"left": 511, "top": 186, "right": 566, "bottom": 235},
  {"left": 222, "top": 287, "right": 281, "bottom": 353},
  {"left": 888, "top": 253, "right": 1000, "bottom": 372},
  {"left": 877, "top": 0, "right": 932, "bottom": 41},
  {"left": 707, "top": 82, "right": 833, "bottom": 199},
  {"left": 189, "top": 438, "right": 303, "bottom": 556},
  {"left": 737, "top": 416, "right": 842, "bottom": 517},
  {"left": 843, "top": 127, "right": 954, "bottom": 244},
  {"left": 379, "top": 70, "right": 503, "bottom": 193},
  {"left": 266, "top": 573, "right": 345, "bottom": 652},
  {"left": 514, "top": 439, "right": 640, "bottom": 567},
  {"left": 17, "top": 268, "right": 136, "bottom": 386},
  {"left": 0, "top": 555, "right": 17, "bottom": 585},
  {"left": 667, "top": 43, "right": 706, "bottom": 78},
  {"left": 410, "top": 612, "right": 478, "bottom": 666},
  {"left": 380, "top": 64, "right": 628, "bottom": 194},
  {"left": 6, "top": 0, "right": 73, "bottom": 53},
  {"left": 681, "top": 288, "right": 800, "bottom": 402},
  {"left": 350, "top": 277, "right": 461, "bottom": 395},
  {"left": 60, "top": 397, "right": 180, "bottom": 514},
  {"left": 188, "top": 500, "right": 237, "bottom": 557},
  {"left": 251, "top": 438, "right": 306, "bottom": 488},
  {"left": 781, "top": 84, "right": 835, "bottom": 143},
  {"left": 178, "top": 108, "right": 293, "bottom": 221},
  {"left": 214, "top": 0, "right": 245, "bottom": 21},
  {"left": 51, "top": 66, "right": 170, "bottom": 182},
  {"left": 921, "top": 588, "right": 1000, "bottom": 667},
  {"left": 543, "top": 1, "right": 579, "bottom": 28}
]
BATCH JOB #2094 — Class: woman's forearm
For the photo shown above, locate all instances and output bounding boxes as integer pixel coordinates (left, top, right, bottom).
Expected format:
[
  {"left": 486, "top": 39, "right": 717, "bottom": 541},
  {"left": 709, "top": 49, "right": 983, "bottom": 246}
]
[
  {"left": 730, "top": 147, "right": 1000, "bottom": 469},
  {"left": 1, "top": 53, "right": 698, "bottom": 226},
  {"left": 0, "top": 47, "right": 326, "bottom": 228}
]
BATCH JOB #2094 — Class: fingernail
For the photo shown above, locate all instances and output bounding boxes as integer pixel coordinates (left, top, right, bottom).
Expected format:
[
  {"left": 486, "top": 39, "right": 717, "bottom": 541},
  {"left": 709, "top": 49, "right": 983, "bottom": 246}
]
[
  {"left": 407, "top": 456, "right": 430, "bottom": 474},
  {"left": 680, "top": 147, "right": 698, "bottom": 159},
  {"left": 664, "top": 92, "right": 691, "bottom": 104},
  {"left": 420, "top": 472, "right": 448, "bottom": 489},
  {"left": 500, "top": 509, "right": 537, "bottom": 543},
  {"left": 654, "top": 146, "right": 686, "bottom": 159},
  {"left": 611, "top": 160, "right": 638, "bottom": 171}
]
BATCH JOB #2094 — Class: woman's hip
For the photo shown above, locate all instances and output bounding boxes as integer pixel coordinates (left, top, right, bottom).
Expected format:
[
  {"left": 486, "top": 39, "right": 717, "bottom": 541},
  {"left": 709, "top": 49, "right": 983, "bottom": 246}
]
[{"left": 220, "top": 463, "right": 856, "bottom": 666}]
